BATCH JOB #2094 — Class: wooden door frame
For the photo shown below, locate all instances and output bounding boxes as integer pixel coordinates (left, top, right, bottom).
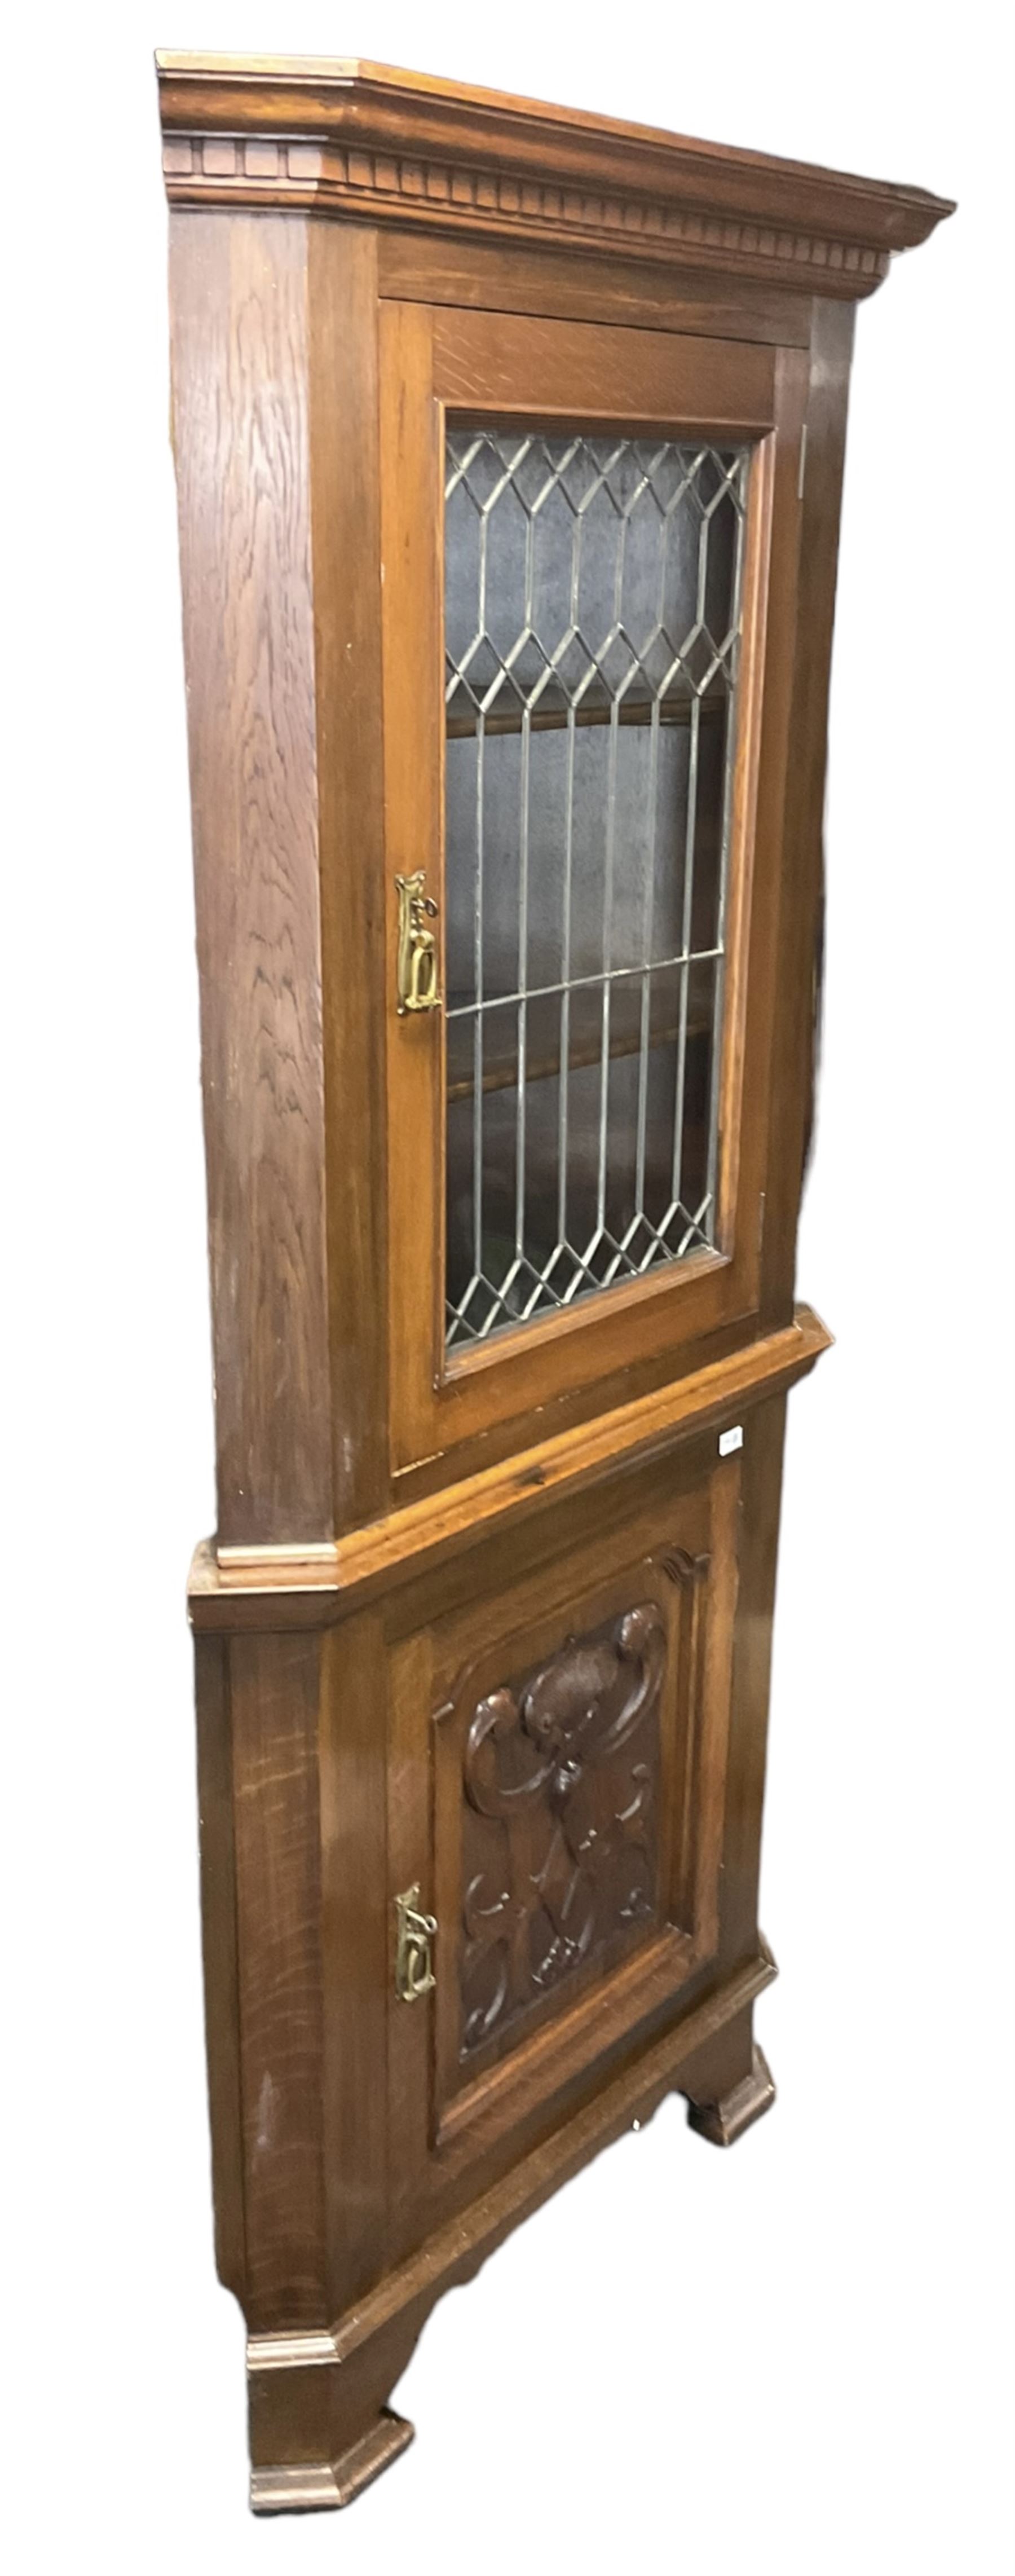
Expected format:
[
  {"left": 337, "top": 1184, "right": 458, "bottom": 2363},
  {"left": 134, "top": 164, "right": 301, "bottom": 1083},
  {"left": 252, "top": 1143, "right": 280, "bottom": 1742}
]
[
  {"left": 384, "top": 1442, "right": 742, "bottom": 2258},
  {"left": 381, "top": 301, "right": 808, "bottom": 1477}
]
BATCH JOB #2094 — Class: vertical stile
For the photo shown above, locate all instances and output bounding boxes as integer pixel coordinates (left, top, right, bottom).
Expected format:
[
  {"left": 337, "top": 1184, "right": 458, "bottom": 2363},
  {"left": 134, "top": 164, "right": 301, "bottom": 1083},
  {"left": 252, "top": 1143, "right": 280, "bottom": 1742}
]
[
  {"left": 705, "top": 455, "right": 749, "bottom": 1226},
  {"left": 672, "top": 683, "right": 701, "bottom": 1226}
]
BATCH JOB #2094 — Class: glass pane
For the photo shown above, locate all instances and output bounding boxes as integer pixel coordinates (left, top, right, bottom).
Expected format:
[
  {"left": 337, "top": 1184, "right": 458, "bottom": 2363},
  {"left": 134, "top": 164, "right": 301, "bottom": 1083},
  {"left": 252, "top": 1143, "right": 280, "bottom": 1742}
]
[{"left": 444, "top": 429, "right": 749, "bottom": 1353}]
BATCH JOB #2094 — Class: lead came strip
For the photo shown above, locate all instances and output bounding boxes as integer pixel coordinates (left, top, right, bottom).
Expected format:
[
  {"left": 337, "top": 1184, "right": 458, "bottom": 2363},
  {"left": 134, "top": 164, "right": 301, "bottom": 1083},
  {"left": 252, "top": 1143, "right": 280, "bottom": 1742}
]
[{"left": 443, "top": 430, "right": 749, "bottom": 1351}]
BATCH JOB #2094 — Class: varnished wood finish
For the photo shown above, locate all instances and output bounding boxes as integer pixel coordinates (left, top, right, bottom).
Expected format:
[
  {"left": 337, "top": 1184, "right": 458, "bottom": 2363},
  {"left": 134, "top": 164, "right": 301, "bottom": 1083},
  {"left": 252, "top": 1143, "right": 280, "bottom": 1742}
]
[
  {"left": 761, "top": 296, "right": 857, "bottom": 1326},
  {"left": 229, "top": 1632, "right": 326, "bottom": 2330},
  {"left": 162, "top": 55, "right": 952, "bottom": 2515},
  {"left": 157, "top": 54, "right": 952, "bottom": 297},
  {"left": 245, "top": 1936, "right": 776, "bottom": 2505},
  {"left": 377, "top": 233, "right": 814, "bottom": 346},
  {"left": 250, "top": 2411, "right": 414, "bottom": 2515},
  {"left": 686, "top": 2041, "right": 776, "bottom": 2145},
  {"left": 382, "top": 304, "right": 807, "bottom": 1474},
  {"left": 453, "top": 1596, "right": 670, "bottom": 2063},
  {"left": 189, "top": 1304, "right": 831, "bottom": 1624},
  {"left": 193, "top": 1635, "right": 245, "bottom": 2303},
  {"left": 319, "top": 1611, "right": 390, "bottom": 2315},
  {"left": 169, "top": 214, "right": 334, "bottom": 1550},
  {"left": 429, "top": 301, "right": 776, "bottom": 420},
  {"left": 402, "top": 1508, "right": 712, "bottom": 2235},
  {"left": 307, "top": 224, "right": 391, "bottom": 1529},
  {"left": 716, "top": 1393, "right": 789, "bottom": 1972}
]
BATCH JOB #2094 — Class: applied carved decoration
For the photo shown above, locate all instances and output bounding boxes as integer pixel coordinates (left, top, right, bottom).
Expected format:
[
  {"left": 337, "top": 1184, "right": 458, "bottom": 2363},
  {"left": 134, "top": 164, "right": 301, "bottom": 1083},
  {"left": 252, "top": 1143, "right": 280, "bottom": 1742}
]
[
  {"left": 459, "top": 1601, "right": 667, "bottom": 2055},
  {"left": 160, "top": 130, "right": 894, "bottom": 292}
]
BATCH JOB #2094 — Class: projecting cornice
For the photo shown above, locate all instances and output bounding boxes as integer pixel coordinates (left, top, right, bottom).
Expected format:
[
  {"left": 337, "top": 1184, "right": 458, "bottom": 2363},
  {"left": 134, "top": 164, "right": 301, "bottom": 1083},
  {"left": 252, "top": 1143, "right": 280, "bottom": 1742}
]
[{"left": 156, "top": 54, "right": 954, "bottom": 302}]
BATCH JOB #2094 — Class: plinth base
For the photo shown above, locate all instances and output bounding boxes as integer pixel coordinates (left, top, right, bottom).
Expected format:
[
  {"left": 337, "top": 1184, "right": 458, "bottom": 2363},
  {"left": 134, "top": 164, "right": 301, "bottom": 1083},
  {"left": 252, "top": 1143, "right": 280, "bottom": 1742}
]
[
  {"left": 686, "top": 2043, "right": 776, "bottom": 2146},
  {"left": 250, "top": 2409, "right": 415, "bottom": 2513}
]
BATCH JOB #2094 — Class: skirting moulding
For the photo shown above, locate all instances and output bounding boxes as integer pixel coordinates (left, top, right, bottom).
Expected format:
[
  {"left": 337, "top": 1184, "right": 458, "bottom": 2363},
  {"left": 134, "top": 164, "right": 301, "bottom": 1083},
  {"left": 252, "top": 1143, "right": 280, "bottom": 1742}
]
[{"left": 159, "top": 49, "right": 953, "bottom": 2515}]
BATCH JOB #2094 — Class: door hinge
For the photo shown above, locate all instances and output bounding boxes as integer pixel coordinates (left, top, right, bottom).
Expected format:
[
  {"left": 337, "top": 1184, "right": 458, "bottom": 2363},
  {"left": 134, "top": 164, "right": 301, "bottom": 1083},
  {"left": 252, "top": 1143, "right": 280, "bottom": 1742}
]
[
  {"left": 394, "top": 1884, "right": 438, "bottom": 2002},
  {"left": 797, "top": 421, "right": 809, "bottom": 502}
]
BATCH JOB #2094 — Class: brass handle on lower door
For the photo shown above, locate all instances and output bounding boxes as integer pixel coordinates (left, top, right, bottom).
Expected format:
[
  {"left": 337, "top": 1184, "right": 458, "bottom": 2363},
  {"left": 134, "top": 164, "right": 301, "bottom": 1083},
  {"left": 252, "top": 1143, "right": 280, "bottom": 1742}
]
[
  {"left": 394, "top": 1885, "right": 438, "bottom": 2001},
  {"left": 395, "top": 873, "right": 442, "bottom": 1014}
]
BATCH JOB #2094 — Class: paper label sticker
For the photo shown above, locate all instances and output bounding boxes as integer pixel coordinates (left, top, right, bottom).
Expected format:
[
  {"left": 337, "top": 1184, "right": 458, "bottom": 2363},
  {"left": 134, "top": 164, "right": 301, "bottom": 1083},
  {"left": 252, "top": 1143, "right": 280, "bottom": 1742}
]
[{"left": 718, "top": 1424, "right": 744, "bottom": 1457}]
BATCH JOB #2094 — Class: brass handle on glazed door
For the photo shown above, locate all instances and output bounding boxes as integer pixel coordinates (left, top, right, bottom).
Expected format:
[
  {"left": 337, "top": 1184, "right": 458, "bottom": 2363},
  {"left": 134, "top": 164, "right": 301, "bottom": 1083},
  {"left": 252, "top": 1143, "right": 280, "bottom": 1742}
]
[{"left": 395, "top": 872, "right": 442, "bottom": 1015}]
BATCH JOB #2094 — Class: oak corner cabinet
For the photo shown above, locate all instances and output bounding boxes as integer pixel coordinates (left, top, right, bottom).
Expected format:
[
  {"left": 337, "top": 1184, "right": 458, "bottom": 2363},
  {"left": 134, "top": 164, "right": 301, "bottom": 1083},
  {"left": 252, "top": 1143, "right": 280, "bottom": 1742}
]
[{"left": 159, "top": 51, "right": 952, "bottom": 2515}]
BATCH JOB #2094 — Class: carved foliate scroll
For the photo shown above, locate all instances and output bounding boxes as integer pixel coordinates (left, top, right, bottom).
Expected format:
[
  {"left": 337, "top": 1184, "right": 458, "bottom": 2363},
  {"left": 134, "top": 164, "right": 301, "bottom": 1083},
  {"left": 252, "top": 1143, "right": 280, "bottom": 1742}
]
[{"left": 459, "top": 1601, "right": 666, "bottom": 2057}]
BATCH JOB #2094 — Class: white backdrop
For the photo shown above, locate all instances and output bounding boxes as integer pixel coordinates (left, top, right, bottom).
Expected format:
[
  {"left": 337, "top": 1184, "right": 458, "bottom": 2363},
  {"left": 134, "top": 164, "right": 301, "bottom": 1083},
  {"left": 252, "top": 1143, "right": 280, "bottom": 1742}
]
[{"left": 5, "top": 6, "right": 1012, "bottom": 2571}]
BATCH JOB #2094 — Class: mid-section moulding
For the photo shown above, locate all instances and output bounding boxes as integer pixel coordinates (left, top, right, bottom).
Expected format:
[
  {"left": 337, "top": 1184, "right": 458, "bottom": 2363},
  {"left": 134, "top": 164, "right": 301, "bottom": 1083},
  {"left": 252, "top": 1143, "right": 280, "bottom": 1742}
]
[{"left": 190, "top": 1300, "right": 831, "bottom": 1625}]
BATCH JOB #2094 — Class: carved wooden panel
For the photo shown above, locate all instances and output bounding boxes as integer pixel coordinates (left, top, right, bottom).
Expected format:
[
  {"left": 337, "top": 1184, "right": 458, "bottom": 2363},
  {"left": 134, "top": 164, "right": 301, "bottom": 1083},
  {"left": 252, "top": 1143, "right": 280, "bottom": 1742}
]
[
  {"left": 458, "top": 1600, "right": 667, "bottom": 2058},
  {"left": 160, "top": 128, "right": 893, "bottom": 292},
  {"left": 400, "top": 1476, "right": 733, "bottom": 2230}
]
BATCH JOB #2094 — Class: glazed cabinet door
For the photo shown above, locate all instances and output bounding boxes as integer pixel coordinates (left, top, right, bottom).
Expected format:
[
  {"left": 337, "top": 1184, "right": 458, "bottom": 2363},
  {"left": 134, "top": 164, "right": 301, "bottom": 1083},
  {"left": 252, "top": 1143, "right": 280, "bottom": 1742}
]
[
  {"left": 380, "top": 302, "right": 808, "bottom": 1479},
  {"left": 385, "top": 1436, "right": 742, "bottom": 2256}
]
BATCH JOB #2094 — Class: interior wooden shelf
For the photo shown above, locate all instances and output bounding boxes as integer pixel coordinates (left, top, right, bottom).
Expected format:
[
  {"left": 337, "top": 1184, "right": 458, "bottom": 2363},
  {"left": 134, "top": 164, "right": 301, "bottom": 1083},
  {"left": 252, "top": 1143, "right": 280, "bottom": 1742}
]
[
  {"left": 445, "top": 1006, "right": 710, "bottom": 1103},
  {"left": 445, "top": 689, "right": 729, "bottom": 741}
]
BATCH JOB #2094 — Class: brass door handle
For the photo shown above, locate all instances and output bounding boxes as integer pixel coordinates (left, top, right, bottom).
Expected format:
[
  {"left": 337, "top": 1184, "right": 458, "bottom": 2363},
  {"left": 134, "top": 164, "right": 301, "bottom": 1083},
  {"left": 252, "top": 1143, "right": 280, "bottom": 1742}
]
[
  {"left": 395, "top": 872, "right": 442, "bottom": 1014},
  {"left": 394, "top": 1884, "right": 438, "bottom": 2001}
]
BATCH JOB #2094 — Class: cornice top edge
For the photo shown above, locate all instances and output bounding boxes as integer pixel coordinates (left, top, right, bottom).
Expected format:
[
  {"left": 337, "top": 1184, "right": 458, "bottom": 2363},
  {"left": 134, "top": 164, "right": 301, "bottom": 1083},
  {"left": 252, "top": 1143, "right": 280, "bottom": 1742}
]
[{"left": 155, "top": 51, "right": 955, "bottom": 259}]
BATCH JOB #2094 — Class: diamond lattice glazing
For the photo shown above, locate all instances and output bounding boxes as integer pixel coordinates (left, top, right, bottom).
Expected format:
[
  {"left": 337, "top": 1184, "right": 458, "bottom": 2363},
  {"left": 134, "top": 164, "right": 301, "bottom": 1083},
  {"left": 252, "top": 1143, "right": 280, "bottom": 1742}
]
[{"left": 443, "top": 429, "right": 749, "bottom": 1351}]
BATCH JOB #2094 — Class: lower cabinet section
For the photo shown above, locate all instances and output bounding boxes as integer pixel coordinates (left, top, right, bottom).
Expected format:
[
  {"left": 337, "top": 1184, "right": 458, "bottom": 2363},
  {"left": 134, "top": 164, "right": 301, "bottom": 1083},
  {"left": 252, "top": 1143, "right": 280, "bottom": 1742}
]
[{"left": 192, "top": 1395, "right": 793, "bottom": 2511}]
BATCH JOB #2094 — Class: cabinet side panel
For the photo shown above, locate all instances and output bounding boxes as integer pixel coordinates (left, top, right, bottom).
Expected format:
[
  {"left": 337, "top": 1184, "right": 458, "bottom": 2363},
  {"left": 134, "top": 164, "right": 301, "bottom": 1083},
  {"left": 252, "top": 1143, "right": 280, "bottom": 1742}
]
[
  {"left": 168, "top": 211, "right": 333, "bottom": 1545},
  {"left": 717, "top": 1390, "right": 787, "bottom": 1967},
  {"left": 194, "top": 1632, "right": 246, "bottom": 2303},
  {"left": 319, "top": 1611, "right": 391, "bottom": 2313},
  {"left": 693, "top": 1451, "right": 743, "bottom": 1957},
  {"left": 761, "top": 298, "right": 855, "bottom": 1320},
  {"left": 230, "top": 1631, "right": 327, "bottom": 2328},
  {"left": 307, "top": 223, "right": 391, "bottom": 1528}
]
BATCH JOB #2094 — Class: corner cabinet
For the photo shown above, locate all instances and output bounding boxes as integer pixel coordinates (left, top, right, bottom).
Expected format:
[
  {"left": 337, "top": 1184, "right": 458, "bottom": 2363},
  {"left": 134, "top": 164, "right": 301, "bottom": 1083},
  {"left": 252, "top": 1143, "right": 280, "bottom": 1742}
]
[{"left": 161, "top": 53, "right": 952, "bottom": 2514}]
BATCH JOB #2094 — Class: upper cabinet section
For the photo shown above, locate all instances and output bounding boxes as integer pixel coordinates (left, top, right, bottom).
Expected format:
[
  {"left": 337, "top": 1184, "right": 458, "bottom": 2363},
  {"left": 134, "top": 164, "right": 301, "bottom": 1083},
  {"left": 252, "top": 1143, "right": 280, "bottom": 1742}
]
[
  {"left": 157, "top": 54, "right": 954, "bottom": 300},
  {"left": 160, "top": 58, "right": 953, "bottom": 1543}
]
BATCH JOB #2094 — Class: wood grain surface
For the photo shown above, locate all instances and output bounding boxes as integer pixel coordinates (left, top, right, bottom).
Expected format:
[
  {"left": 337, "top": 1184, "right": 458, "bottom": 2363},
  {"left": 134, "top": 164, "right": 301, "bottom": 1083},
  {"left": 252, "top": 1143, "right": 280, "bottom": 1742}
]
[
  {"left": 230, "top": 1630, "right": 326, "bottom": 2328},
  {"left": 190, "top": 1304, "right": 831, "bottom": 1624},
  {"left": 157, "top": 53, "right": 954, "bottom": 300},
  {"left": 307, "top": 223, "right": 391, "bottom": 1530},
  {"left": 169, "top": 212, "right": 333, "bottom": 1547},
  {"left": 162, "top": 56, "right": 951, "bottom": 2513},
  {"left": 377, "top": 235, "right": 814, "bottom": 346},
  {"left": 761, "top": 297, "right": 857, "bottom": 1325}
]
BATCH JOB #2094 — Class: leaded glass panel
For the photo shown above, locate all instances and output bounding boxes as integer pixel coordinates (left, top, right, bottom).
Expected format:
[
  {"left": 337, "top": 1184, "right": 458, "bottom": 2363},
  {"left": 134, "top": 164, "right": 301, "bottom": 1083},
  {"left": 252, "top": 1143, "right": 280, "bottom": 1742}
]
[{"left": 444, "top": 429, "right": 748, "bottom": 1352}]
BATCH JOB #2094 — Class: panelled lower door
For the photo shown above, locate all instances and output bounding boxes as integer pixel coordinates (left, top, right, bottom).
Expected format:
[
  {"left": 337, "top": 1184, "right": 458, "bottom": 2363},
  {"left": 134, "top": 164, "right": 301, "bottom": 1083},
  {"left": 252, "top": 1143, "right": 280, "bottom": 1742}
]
[
  {"left": 379, "top": 301, "right": 807, "bottom": 1479},
  {"left": 385, "top": 1438, "right": 742, "bottom": 2257}
]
